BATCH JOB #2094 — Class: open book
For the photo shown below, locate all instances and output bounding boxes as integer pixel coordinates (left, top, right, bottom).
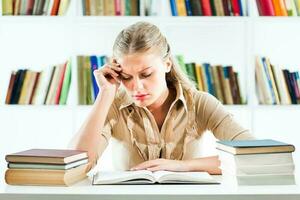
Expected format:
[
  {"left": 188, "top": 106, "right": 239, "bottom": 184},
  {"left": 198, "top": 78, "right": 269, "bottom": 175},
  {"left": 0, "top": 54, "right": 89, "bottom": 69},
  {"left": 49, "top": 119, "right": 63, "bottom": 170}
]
[{"left": 92, "top": 170, "right": 219, "bottom": 185}]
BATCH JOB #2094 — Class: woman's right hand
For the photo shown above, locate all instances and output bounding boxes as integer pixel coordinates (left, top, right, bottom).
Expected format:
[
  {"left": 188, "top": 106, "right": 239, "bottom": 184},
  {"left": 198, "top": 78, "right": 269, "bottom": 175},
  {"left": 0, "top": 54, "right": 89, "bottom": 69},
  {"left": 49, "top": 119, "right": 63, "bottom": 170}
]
[{"left": 93, "top": 61, "right": 122, "bottom": 97}]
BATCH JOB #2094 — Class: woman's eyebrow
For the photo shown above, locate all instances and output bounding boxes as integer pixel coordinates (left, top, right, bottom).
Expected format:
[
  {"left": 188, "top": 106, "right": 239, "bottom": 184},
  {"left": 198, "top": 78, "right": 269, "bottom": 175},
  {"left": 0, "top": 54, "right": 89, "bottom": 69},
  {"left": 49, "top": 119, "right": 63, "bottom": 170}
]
[{"left": 121, "top": 66, "right": 152, "bottom": 76}]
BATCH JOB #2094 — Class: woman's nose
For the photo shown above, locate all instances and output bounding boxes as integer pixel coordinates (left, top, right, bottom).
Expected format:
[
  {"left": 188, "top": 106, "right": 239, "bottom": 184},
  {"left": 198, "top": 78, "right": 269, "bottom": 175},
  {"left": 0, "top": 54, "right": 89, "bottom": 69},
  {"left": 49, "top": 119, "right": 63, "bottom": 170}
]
[{"left": 132, "top": 78, "right": 143, "bottom": 90}]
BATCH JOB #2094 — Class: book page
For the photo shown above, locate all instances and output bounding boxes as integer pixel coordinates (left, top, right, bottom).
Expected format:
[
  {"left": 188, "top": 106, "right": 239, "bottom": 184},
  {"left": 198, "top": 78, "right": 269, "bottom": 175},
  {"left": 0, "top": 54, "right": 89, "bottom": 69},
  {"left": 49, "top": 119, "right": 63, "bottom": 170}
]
[
  {"left": 93, "top": 170, "right": 155, "bottom": 185},
  {"left": 153, "top": 171, "right": 219, "bottom": 184}
]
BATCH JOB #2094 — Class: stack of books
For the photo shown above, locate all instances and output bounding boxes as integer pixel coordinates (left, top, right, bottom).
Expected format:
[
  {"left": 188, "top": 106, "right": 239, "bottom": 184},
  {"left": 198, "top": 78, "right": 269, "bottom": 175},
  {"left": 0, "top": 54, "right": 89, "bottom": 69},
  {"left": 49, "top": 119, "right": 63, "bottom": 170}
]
[
  {"left": 5, "top": 149, "right": 89, "bottom": 186},
  {"left": 217, "top": 139, "right": 296, "bottom": 185}
]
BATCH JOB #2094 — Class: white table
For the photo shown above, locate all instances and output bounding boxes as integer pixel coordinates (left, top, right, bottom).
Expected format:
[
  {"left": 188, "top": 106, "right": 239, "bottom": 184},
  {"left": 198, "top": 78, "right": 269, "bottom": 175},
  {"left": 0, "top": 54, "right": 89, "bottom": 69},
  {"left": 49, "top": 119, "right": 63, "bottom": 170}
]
[{"left": 1, "top": 176, "right": 300, "bottom": 200}]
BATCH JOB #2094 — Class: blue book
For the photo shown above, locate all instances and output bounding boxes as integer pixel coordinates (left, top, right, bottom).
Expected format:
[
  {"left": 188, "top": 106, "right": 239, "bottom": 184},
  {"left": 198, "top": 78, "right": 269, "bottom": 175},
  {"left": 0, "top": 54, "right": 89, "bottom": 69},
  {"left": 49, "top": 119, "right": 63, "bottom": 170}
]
[
  {"left": 203, "top": 63, "right": 215, "bottom": 97},
  {"left": 90, "top": 56, "right": 99, "bottom": 100},
  {"left": 216, "top": 139, "right": 295, "bottom": 155},
  {"left": 170, "top": 0, "right": 178, "bottom": 16},
  {"left": 185, "top": 0, "right": 193, "bottom": 16}
]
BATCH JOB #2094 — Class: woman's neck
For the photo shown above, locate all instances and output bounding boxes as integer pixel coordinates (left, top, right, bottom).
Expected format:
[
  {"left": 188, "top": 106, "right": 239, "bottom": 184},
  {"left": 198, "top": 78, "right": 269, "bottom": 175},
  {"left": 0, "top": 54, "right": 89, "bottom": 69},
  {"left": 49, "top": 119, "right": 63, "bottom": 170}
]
[{"left": 147, "top": 85, "right": 175, "bottom": 113}]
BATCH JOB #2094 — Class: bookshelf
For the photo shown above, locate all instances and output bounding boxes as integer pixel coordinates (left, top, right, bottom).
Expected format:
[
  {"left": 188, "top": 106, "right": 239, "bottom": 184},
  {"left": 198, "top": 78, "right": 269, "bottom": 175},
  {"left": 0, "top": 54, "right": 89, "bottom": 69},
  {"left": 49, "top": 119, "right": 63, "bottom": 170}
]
[{"left": 0, "top": 1, "right": 299, "bottom": 171}]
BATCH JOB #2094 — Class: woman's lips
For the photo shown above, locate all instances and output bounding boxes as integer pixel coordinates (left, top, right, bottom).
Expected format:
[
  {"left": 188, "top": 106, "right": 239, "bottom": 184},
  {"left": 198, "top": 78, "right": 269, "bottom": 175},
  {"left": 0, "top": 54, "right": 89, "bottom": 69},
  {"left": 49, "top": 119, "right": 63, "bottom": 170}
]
[{"left": 133, "top": 94, "right": 149, "bottom": 100}]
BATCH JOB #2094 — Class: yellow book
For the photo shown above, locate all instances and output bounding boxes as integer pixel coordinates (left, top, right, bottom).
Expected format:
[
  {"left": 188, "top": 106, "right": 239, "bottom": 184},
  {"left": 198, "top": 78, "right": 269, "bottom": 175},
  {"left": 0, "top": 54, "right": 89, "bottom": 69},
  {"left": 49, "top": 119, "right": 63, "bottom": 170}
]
[
  {"left": 195, "top": 64, "right": 204, "bottom": 91},
  {"left": 58, "top": 0, "right": 70, "bottom": 15},
  {"left": 2, "top": 0, "right": 13, "bottom": 15},
  {"left": 176, "top": 0, "right": 187, "bottom": 16},
  {"left": 211, "top": 65, "right": 224, "bottom": 103},
  {"left": 214, "top": 0, "right": 224, "bottom": 16},
  {"left": 265, "top": 58, "right": 280, "bottom": 104},
  {"left": 295, "top": 0, "right": 300, "bottom": 15},
  {"left": 200, "top": 66, "right": 208, "bottom": 92},
  {"left": 24, "top": 71, "right": 38, "bottom": 104}
]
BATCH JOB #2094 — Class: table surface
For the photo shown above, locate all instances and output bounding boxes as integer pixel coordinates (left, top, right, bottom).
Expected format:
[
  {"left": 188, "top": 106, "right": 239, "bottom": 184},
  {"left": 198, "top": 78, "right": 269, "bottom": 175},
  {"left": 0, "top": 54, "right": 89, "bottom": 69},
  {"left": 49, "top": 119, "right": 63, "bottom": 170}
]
[{"left": 1, "top": 175, "right": 300, "bottom": 200}]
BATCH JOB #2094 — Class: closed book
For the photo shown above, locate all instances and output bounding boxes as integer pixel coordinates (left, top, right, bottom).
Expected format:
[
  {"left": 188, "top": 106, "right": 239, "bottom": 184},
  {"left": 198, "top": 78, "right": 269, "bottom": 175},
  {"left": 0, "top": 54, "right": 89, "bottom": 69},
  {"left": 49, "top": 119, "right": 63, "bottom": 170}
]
[
  {"left": 59, "top": 59, "right": 72, "bottom": 105},
  {"left": 176, "top": 0, "right": 187, "bottom": 16},
  {"left": 58, "top": 0, "right": 70, "bottom": 15},
  {"left": 231, "top": 0, "right": 240, "bottom": 15},
  {"left": 256, "top": 0, "right": 275, "bottom": 16},
  {"left": 220, "top": 163, "right": 295, "bottom": 176},
  {"left": 5, "top": 71, "right": 16, "bottom": 104},
  {"left": 170, "top": 0, "right": 178, "bottom": 16},
  {"left": 5, "top": 163, "right": 88, "bottom": 186},
  {"left": 222, "top": 0, "right": 231, "bottom": 15},
  {"left": 216, "top": 139, "right": 295, "bottom": 155},
  {"left": 201, "top": 0, "right": 212, "bottom": 16},
  {"left": 2, "top": 0, "right": 13, "bottom": 15},
  {"left": 218, "top": 150, "right": 294, "bottom": 166},
  {"left": 190, "top": 0, "right": 202, "bottom": 15},
  {"left": 8, "top": 158, "right": 88, "bottom": 170},
  {"left": 222, "top": 173, "right": 296, "bottom": 185},
  {"left": 184, "top": 0, "right": 193, "bottom": 16},
  {"left": 50, "top": 0, "right": 60, "bottom": 15},
  {"left": 5, "top": 149, "right": 88, "bottom": 164}
]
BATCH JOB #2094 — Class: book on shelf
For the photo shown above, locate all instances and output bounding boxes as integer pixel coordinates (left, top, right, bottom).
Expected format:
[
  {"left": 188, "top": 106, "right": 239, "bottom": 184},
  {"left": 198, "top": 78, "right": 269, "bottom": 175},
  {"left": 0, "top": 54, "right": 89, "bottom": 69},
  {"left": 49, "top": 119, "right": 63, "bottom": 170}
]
[
  {"left": 5, "top": 148, "right": 89, "bottom": 186},
  {"left": 256, "top": 0, "right": 300, "bottom": 16},
  {"left": 217, "top": 139, "right": 296, "bottom": 185},
  {"left": 4, "top": 59, "right": 72, "bottom": 105},
  {"left": 256, "top": 56, "right": 300, "bottom": 105},
  {"left": 1, "top": 0, "right": 71, "bottom": 16},
  {"left": 81, "top": 0, "right": 248, "bottom": 16},
  {"left": 216, "top": 139, "right": 295, "bottom": 155},
  {"left": 92, "top": 170, "right": 219, "bottom": 185},
  {"left": 175, "top": 55, "right": 245, "bottom": 105}
]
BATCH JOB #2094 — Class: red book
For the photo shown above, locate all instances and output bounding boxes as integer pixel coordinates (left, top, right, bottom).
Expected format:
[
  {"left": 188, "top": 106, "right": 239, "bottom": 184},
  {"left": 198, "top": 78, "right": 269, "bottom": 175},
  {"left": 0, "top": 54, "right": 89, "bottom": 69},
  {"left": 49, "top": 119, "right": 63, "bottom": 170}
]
[
  {"left": 51, "top": 0, "right": 61, "bottom": 15},
  {"left": 54, "top": 62, "right": 67, "bottom": 104},
  {"left": 201, "top": 0, "right": 212, "bottom": 16},
  {"left": 256, "top": 0, "right": 275, "bottom": 16},
  {"left": 115, "top": 0, "right": 121, "bottom": 15},
  {"left": 230, "top": 0, "right": 240, "bottom": 16}
]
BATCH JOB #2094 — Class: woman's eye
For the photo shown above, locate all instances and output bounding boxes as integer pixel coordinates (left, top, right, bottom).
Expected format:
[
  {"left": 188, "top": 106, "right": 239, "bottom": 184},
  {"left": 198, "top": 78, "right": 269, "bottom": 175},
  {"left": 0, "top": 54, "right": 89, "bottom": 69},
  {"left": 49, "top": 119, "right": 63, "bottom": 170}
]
[{"left": 141, "top": 73, "right": 152, "bottom": 78}]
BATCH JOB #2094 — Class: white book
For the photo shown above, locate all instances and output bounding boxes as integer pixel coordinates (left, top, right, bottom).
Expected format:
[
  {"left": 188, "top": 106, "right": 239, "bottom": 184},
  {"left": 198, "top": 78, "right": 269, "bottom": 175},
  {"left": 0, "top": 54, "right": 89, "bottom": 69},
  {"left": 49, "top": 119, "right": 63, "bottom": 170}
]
[
  {"left": 92, "top": 170, "right": 219, "bottom": 185},
  {"left": 218, "top": 150, "right": 294, "bottom": 166},
  {"left": 8, "top": 159, "right": 88, "bottom": 170},
  {"left": 222, "top": 173, "right": 296, "bottom": 185},
  {"left": 220, "top": 163, "right": 295, "bottom": 176}
]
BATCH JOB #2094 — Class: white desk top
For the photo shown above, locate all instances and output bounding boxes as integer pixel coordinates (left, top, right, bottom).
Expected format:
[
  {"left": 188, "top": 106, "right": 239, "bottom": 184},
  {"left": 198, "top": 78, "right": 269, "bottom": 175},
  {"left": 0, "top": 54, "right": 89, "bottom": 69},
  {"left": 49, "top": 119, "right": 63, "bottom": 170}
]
[{"left": 1, "top": 175, "right": 300, "bottom": 200}]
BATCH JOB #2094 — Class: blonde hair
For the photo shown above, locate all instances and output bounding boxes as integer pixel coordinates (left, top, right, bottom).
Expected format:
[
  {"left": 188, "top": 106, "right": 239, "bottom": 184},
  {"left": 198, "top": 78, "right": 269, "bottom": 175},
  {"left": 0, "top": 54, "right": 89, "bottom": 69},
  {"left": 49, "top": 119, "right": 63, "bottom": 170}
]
[{"left": 113, "top": 21, "right": 196, "bottom": 92}]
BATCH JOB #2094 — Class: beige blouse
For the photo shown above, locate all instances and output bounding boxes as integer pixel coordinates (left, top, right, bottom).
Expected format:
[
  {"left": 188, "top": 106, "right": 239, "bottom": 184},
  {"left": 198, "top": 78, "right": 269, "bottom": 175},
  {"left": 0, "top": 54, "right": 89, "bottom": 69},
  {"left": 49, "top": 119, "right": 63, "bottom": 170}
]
[{"left": 98, "top": 81, "right": 255, "bottom": 169}]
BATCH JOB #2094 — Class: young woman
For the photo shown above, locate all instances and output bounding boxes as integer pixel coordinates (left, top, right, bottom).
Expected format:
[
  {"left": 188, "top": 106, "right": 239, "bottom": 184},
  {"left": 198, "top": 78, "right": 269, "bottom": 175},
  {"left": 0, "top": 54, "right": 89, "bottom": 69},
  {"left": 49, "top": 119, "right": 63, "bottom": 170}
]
[{"left": 69, "top": 21, "right": 254, "bottom": 174}]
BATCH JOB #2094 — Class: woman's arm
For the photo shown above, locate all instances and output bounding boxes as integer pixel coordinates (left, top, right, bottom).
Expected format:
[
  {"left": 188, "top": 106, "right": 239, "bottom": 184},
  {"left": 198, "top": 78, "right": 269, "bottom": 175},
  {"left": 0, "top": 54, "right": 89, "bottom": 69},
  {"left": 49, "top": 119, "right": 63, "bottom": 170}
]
[
  {"left": 130, "top": 156, "right": 221, "bottom": 174},
  {"left": 68, "top": 90, "right": 115, "bottom": 170},
  {"left": 68, "top": 61, "right": 122, "bottom": 171}
]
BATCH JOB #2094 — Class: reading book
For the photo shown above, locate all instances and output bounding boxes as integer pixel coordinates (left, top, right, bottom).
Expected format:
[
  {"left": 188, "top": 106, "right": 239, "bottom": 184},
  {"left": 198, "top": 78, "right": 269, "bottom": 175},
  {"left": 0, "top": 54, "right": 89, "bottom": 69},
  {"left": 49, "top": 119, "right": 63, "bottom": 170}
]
[
  {"left": 216, "top": 139, "right": 295, "bottom": 155},
  {"left": 92, "top": 170, "right": 219, "bottom": 185}
]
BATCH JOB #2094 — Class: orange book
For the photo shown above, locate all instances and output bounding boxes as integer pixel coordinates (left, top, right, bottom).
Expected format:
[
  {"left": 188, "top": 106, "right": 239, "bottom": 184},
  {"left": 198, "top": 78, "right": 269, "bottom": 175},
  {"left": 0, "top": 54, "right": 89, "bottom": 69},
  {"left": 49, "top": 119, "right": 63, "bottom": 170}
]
[
  {"left": 50, "top": 0, "right": 61, "bottom": 15},
  {"left": 278, "top": 0, "right": 288, "bottom": 16}
]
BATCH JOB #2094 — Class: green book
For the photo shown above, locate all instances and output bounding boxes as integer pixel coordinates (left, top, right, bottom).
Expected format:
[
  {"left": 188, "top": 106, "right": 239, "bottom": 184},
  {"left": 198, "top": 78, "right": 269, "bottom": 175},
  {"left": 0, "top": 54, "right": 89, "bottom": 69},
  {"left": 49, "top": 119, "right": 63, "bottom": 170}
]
[
  {"left": 77, "top": 56, "right": 85, "bottom": 105},
  {"left": 216, "top": 139, "right": 295, "bottom": 155},
  {"left": 175, "top": 55, "right": 188, "bottom": 75},
  {"left": 185, "top": 63, "right": 198, "bottom": 87},
  {"left": 59, "top": 59, "right": 72, "bottom": 105}
]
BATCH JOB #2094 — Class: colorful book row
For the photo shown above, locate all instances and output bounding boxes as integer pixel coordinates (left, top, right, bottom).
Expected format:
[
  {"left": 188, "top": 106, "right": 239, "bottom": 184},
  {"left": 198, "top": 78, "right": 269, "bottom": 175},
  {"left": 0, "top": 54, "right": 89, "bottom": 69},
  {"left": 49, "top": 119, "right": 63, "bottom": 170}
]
[
  {"left": 82, "top": 0, "right": 248, "bottom": 16},
  {"left": 5, "top": 59, "right": 71, "bottom": 105},
  {"left": 255, "top": 56, "right": 300, "bottom": 105},
  {"left": 256, "top": 0, "right": 300, "bottom": 16},
  {"left": 176, "top": 55, "right": 245, "bottom": 105},
  {"left": 2, "top": 0, "right": 70, "bottom": 16},
  {"left": 77, "top": 55, "right": 108, "bottom": 105}
]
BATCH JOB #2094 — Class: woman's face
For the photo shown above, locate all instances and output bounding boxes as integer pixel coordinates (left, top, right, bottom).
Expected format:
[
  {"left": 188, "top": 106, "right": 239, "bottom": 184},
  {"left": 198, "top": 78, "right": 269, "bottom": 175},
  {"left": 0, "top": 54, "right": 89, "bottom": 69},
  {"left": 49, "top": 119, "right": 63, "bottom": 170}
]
[{"left": 117, "top": 51, "right": 172, "bottom": 108}]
